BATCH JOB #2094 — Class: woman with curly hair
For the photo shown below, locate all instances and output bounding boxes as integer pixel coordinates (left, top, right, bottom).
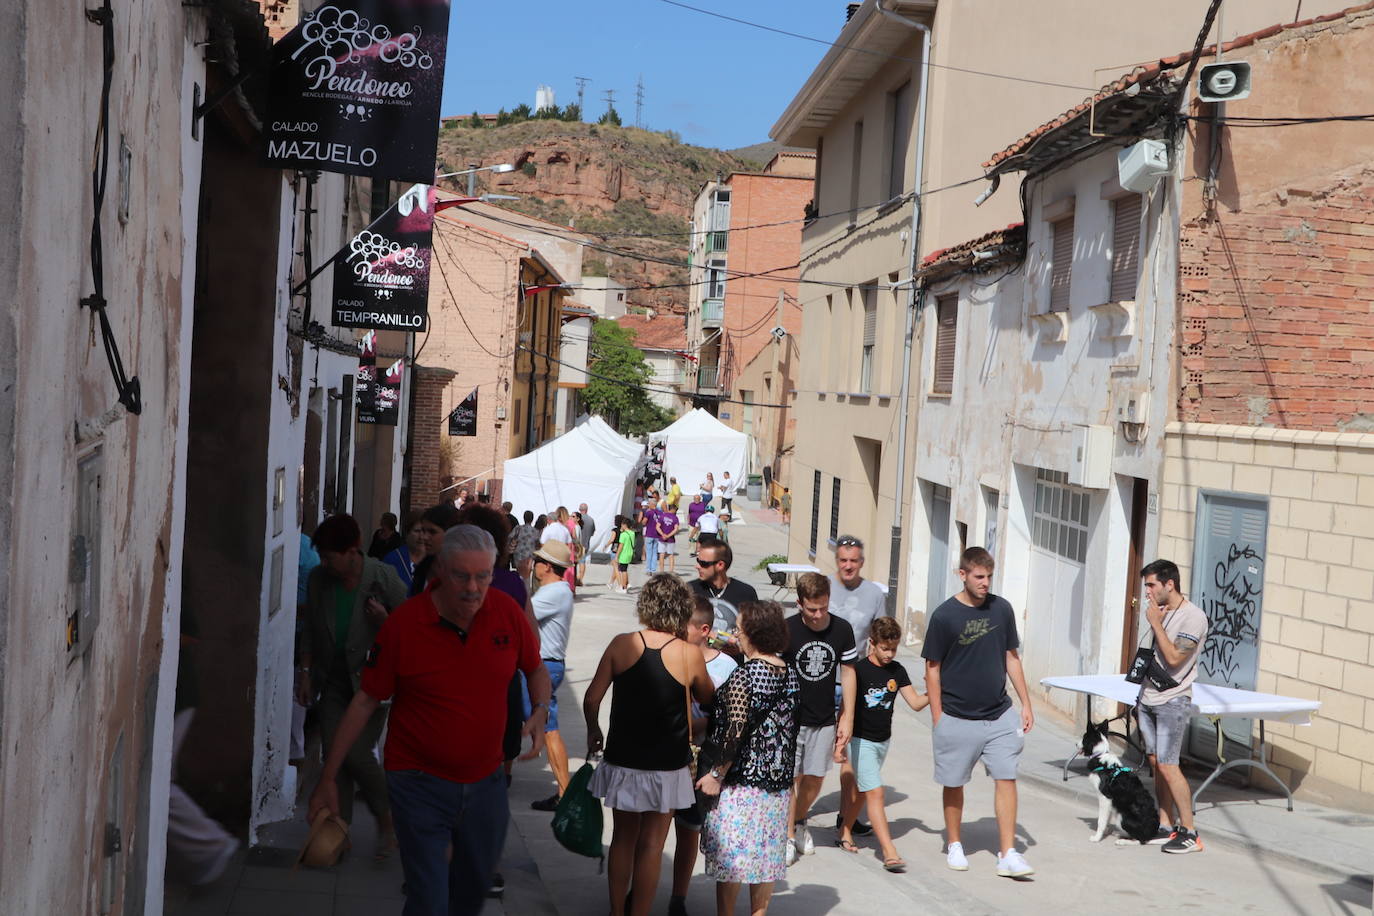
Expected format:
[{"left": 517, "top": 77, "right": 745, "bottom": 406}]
[
  {"left": 584, "top": 574, "right": 715, "bottom": 916},
  {"left": 697, "top": 600, "right": 801, "bottom": 916}
]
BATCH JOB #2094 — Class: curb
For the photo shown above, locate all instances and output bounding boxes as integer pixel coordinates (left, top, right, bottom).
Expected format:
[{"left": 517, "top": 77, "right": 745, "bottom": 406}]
[{"left": 1017, "top": 760, "right": 1372, "bottom": 886}]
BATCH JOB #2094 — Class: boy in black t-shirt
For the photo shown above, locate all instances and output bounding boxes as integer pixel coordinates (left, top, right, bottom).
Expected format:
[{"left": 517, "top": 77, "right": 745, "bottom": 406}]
[
  {"left": 836, "top": 616, "right": 927, "bottom": 872},
  {"left": 921, "top": 547, "right": 1035, "bottom": 879},
  {"left": 781, "top": 573, "right": 857, "bottom": 864}
]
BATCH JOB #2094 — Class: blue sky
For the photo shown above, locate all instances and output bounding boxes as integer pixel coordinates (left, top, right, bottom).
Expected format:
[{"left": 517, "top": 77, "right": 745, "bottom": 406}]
[{"left": 440, "top": 0, "right": 848, "bottom": 150}]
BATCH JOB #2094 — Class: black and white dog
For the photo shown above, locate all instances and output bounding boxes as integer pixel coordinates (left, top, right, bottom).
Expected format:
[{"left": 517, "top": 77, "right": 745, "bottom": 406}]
[{"left": 1082, "top": 720, "right": 1158, "bottom": 844}]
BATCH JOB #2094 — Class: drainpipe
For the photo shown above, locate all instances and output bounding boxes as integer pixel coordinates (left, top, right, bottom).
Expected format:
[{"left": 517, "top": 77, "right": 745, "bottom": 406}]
[{"left": 879, "top": 1, "right": 931, "bottom": 616}]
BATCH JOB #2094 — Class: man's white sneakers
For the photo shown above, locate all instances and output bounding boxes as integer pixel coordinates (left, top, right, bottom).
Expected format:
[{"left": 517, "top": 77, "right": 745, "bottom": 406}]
[
  {"left": 945, "top": 841, "right": 969, "bottom": 871},
  {"left": 796, "top": 823, "right": 815, "bottom": 855},
  {"left": 785, "top": 838, "right": 801, "bottom": 867},
  {"left": 996, "top": 849, "right": 1035, "bottom": 878}
]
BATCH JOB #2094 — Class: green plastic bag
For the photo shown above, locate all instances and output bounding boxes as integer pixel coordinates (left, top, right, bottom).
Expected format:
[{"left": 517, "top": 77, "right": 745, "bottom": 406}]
[{"left": 551, "top": 762, "right": 605, "bottom": 867}]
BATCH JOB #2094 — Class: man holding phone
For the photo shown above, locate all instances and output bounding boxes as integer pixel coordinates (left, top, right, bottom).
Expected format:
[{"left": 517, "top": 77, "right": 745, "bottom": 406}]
[{"left": 1135, "top": 559, "right": 1209, "bottom": 853}]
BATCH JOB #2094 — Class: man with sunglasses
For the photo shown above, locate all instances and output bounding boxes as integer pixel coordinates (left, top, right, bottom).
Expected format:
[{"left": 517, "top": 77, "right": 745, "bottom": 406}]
[
  {"left": 687, "top": 540, "right": 757, "bottom": 633},
  {"left": 828, "top": 534, "right": 888, "bottom": 838}
]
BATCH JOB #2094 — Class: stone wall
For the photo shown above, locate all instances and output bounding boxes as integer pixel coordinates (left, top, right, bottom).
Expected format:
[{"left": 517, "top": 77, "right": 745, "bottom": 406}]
[{"left": 1158, "top": 422, "right": 1374, "bottom": 797}]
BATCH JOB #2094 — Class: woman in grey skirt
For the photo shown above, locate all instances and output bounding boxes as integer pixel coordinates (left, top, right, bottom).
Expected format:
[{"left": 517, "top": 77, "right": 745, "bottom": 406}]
[
  {"left": 585, "top": 574, "right": 716, "bottom": 916},
  {"left": 696, "top": 601, "right": 800, "bottom": 916}
]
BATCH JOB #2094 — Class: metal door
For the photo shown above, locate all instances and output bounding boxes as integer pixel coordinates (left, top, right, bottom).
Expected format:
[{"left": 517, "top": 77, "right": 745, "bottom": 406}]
[
  {"left": 926, "top": 484, "right": 952, "bottom": 612},
  {"left": 1190, "top": 491, "right": 1268, "bottom": 754}
]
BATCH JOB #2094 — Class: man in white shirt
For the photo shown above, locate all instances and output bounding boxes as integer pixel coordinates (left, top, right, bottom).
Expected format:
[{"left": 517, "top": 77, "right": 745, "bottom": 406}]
[
  {"left": 540, "top": 512, "right": 571, "bottom": 546},
  {"left": 696, "top": 507, "right": 720, "bottom": 541},
  {"left": 827, "top": 534, "right": 889, "bottom": 838},
  {"left": 527, "top": 540, "right": 576, "bottom": 812},
  {"left": 717, "top": 471, "right": 737, "bottom": 514}
]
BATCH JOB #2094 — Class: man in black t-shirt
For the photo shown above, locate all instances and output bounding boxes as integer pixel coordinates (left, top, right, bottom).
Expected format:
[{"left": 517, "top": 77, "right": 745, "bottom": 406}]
[
  {"left": 687, "top": 540, "right": 757, "bottom": 633},
  {"left": 781, "top": 573, "right": 856, "bottom": 865},
  {"left": 922, "top": 547, "right": 1035, "bottom": 879}
]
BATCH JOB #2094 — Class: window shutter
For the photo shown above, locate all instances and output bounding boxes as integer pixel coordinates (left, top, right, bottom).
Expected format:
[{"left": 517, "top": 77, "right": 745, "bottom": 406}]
[
  {"left": 933, "top": 295, "right": 957, "bottom": 394},
  {"left": 1050, "top": 216, "right": 1075, "bottom": 312},
  {"left": 863, "top": 291, "right": 877, "bottom": 346},
  {"left": 1109, "top": 195, "right": 1142, "bottom": 302}
]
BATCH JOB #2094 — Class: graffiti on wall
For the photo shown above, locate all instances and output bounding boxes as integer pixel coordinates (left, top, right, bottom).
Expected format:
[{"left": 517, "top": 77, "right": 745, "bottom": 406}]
[{"left": 1200, "top": 543, "right": 1262, "bottom": 684}]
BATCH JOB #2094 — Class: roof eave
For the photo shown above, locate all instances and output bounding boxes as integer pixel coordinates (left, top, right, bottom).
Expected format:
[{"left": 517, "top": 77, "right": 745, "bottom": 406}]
[{"left": 770, "top": 0, "right": 937, "bottom": 147}]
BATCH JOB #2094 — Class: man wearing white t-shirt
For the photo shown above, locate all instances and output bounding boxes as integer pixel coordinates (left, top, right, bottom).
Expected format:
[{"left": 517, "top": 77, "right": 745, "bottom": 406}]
[
  {"left": 717, "top": 471, "right": 737, "bottom": 515},
  {"left": 527, "top": 540, "right": 576, "bottom": 812},
  {"left": 540, "top": 515, "right": 571, "bottom": 546}
]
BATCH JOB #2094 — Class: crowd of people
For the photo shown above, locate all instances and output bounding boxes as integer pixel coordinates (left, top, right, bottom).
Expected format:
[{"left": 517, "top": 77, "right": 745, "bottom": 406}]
[{"left": 286, "top": 466, "right": 1207, "bottom": 916}]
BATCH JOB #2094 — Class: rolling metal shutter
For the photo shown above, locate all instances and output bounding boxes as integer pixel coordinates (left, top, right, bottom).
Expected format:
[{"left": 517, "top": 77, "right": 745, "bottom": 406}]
[
  {"left": 1110, "top": 195, "right": 1142, "bottom": 302},
  {"left": 1049, "top": 216, "right": 1075, "bottom": 312},
  {"left": 933, "top": 295, "right": 957, "bottom": 394}
]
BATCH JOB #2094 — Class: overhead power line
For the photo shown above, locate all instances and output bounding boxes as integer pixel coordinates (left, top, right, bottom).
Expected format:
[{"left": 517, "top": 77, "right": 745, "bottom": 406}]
[{"left": 657, "top": 0, "right": 1096, "bottom": 92}]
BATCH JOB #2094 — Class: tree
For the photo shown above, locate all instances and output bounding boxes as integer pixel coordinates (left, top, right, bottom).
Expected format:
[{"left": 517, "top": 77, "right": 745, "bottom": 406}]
[
  {"left": 495, "top": 107, "right": 513, "bottom": 126},
  {"left": 511, "top": 102, "right": 532, "bottom": 121},
  {"left": 467, "top": 110, "right": 485, "bottom": 128},
  {"left": 584, "top": 319, "right": 674, "bottom": 436},
  {"left": 560, "top": 102, "right": 582, "bottom": 122},
  {"left": 598, "top": 107, "right": 622, "bottom": 127}
]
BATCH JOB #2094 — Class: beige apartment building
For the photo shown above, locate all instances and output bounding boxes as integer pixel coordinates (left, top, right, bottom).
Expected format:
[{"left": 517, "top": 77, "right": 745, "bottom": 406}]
[{"left": 770, "top": 0, "right": 1352, "bottom": 596}]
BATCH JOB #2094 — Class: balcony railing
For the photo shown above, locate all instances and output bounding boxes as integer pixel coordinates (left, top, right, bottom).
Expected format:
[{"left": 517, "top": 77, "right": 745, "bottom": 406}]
[
  {"left": 701, "top": 298, "right": 724, "bottom": 326},
  {"left": 706, "top": 231, "right": 728, "bottom": 253},
  {"left": 697, "top": 364, "right": 720, "bottom": 389}
]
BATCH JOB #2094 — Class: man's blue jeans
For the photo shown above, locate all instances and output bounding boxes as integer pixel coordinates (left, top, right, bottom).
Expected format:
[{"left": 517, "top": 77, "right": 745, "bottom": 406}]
[
  {"left": 387, "top": 767, "right": 508, "bottom": 916},
  {"left": 645, "top": 537, "right": 660, "bottom": 573}
]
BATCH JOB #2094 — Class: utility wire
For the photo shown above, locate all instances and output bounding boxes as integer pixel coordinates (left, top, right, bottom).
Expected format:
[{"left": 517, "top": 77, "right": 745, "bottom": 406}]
[
  {"left": 1182, "top": 113, "right": 1374, "bottom": 127},
  {"left": 658, "top": 0, "right": 1096, "bottom": 92}
]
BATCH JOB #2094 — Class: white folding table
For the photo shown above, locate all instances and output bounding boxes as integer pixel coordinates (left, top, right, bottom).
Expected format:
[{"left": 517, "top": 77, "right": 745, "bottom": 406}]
[
  {"left": 1041, "top": 674, "right": 1321, "bottom": 811},
  {"left": 765, "top": 562, "right": 820, "bottom": 598}
]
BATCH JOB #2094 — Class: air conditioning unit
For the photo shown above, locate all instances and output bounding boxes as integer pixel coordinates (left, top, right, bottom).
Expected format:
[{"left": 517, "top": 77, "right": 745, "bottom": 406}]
[
  {"left": 1116, "top": 390, "right": 1149, "bottom": 425},
  {"left": 1197, "top": 61, "right": 1252, "bottom": 103},
  {"left": 1117, "top": 139, "right": 1170, "bottom": 193}
]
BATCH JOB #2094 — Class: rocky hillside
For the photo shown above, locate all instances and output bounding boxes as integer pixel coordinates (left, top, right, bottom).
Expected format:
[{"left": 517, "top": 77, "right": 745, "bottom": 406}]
[{"left": 435, "top": 121, "right": 764, "bottom": 315}]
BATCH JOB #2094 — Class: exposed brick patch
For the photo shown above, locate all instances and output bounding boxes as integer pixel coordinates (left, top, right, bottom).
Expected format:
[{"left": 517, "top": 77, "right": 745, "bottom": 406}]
[{"left": 1177, "top": 166, "right": 1374, "bottom": 430}]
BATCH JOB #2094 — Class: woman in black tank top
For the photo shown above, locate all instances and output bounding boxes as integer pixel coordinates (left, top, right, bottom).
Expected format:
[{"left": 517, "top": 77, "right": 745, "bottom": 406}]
[{"left": 584, "top": 575, "right": 715, "bottom": 916}]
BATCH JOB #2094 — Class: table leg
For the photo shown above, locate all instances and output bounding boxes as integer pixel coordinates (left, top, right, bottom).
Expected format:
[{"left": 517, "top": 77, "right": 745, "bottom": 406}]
[
  {"left": 1062, "top": 700, "right": 1088, "bottom": 781},
  {"left": 1191, "top": 720, "right": 1294, "bottom": 812}
]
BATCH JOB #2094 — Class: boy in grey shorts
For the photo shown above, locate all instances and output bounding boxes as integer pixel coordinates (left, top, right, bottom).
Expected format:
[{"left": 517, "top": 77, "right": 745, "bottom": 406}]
[{"left": 922, "top": 548, "right": 1035, "bottom": 878}]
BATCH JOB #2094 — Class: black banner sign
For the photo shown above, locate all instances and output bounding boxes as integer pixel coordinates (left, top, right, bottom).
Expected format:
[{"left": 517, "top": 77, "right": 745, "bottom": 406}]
[
  {"left": 265, "top": 0, "right": 451, "bottom": 183},
  {"left": 356, "top": 330, "right": 378, "bottom": 424},
  {"left": 375, "top": 359, "right": 402, "bottom": 427},
  {"left": 333, "top": 184, "right": 434, "bottom": 331},
  {"left": 448, "top": 388, "right": 478, "bottom": 437}
]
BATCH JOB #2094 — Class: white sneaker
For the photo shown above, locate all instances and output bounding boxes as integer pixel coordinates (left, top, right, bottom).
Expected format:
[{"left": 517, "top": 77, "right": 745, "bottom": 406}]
[
  {"left": 785, "top": 838, "right": 800, "bottom": 867},
  {"left": 996, "top": 849, "right": 1034, "bottom": 878},
  {"left": 945, "top": 841, "right": 969, "bottom": 871},
  {"left": 797, "top": 822, "right": 815, "bottom": 855}
]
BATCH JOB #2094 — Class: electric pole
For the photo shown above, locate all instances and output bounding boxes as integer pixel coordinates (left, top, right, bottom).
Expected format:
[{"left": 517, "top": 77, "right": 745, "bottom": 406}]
[
  {"left": 574, "top": 76, "right": 591, "bottom": 117},
  {"left": 602, "top": 89, "right": 616, "bottom": 121},
  {"left": 635, "top": 75, "right": 645, "bottom": 128}
]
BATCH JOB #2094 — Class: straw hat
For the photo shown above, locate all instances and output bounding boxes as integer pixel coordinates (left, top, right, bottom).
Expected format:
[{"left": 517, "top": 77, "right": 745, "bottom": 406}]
[
  {"left": 532, "top": 539, "right": 573, "bottom": 569},
  {"left": 295, "top": 808, "right": 350, "bottom": 869}
]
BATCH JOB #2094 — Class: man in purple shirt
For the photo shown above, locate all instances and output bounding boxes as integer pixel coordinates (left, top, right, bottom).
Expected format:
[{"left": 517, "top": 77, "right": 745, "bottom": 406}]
[{"left": 643, "top": 497, "right": 663, "bottom": 573}]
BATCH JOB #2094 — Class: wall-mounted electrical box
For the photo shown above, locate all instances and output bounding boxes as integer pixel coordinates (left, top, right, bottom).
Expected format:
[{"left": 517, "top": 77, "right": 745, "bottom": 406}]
[
  {"left": 1117, "top": 390, "right": 1150, "bottom": 426},
  {"left": 1069, "top": 424, "right": 1114, "bottom": 489}
]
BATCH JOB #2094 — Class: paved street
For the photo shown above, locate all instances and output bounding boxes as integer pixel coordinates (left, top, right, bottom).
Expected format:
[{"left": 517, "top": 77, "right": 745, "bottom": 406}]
[{"left": 170, "top": 499, "right": 1373, "bottom": 916}]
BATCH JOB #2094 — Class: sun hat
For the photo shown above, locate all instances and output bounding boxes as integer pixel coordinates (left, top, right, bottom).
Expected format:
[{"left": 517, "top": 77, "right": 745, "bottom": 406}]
[
  {"left": 295, "top": 808, "right": 350, "bottom": 869},
  {"left": 532, "top": 539, "right": 573, "bottom": 569}
]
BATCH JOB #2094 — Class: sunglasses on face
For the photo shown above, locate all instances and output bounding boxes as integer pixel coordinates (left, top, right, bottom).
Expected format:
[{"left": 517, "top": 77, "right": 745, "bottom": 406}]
[{"left": 696, "top": 556, "right": 720, "bottom": 567}]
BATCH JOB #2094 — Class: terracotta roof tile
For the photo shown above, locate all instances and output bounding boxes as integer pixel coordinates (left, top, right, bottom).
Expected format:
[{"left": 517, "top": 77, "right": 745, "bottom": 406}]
[
  {"left": 615, "top": 314, "right": 688, "bottom": 352},
  {"left": 920, "top": 224, "right": 1025, "bottom": 279},
  {"left": 983, "top": 2, "right": 1374, "bottom": 171}
]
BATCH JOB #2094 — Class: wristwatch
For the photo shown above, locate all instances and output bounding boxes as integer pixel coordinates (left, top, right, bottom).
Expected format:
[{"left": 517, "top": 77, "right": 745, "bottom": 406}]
[
  {"left": 531, "top": 701, "right": 550, "bottom": 714},
  {"left": 708, "top": 767, "right": 724, "bottom": 780}
]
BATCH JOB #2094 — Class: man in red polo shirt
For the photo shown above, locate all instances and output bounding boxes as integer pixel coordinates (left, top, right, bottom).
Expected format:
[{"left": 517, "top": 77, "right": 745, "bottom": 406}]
[{"left": 309, "top": 525, "right": 551, "bottom": 915}]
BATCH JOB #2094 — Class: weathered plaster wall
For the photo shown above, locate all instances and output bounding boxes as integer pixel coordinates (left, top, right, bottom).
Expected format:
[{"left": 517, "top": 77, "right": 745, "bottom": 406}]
[{"left": 2, "top": 1, "right": 203, "bottom": 911}]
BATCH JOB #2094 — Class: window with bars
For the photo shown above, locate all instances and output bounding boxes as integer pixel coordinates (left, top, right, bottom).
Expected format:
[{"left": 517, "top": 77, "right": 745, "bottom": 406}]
[
  {"left": 809, "top": 470, "right": 822, "bottom": 555},
  {"left": 1031, "top": 468, "right": 1090, "bottom": 563},
  {"left": 932, "top": 294, "right": 957, "bottom": 394},
  {"left": 1109, "top": 194, "right": 1143, "bottom": 303},
  {"left": 829, "top": 477, "right": 842, "bottom": 544},
  {"left": 859, "top": 287, "right": 877, "bottom": 393},
  {"left": 1049, "top": 216, "right": 1075, "bottom": 312}
]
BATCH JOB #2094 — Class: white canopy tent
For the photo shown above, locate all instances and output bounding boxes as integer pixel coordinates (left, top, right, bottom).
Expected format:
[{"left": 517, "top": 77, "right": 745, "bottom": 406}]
[
  {"left": 502, "top": 422, "right": 641, "bottom": 553},
  {"left": 579, "top": 415, "right": 645, "bottom": 466},
  {"left": 649, "top": 408, "right": 749, "bottom": 502}
]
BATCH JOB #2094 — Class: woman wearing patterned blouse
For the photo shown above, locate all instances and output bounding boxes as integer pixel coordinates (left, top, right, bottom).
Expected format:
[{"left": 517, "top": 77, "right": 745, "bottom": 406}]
[{"left": 696, "top": 600, "right": 800, "bottom": 915}]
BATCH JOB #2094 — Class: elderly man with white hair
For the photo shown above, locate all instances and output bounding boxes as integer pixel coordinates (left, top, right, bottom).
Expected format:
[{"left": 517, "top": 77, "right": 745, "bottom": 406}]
[{"left": 310, "top": 524, "right": 552, "bottom": 915}]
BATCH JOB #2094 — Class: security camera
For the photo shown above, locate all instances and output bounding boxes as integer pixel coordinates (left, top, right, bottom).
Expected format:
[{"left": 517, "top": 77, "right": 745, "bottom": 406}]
[{"left": 770, "top": 326, "right": 786, "bottom": 340}]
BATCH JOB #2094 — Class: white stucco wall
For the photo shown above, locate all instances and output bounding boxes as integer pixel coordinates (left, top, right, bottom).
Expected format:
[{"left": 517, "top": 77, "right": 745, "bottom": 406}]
[{"left": 902, "top": 145, "right": 1178, "bottom": 715}]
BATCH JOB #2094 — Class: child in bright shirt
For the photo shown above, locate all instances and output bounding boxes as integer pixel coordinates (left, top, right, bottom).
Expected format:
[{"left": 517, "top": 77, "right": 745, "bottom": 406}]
[{"left": 835, "top": 615, "right": 929, "bottom": 873}]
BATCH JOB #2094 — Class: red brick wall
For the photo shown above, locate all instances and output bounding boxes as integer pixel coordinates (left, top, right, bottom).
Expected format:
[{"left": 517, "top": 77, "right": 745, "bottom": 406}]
[
  {"left": 410, "top": 365, "right": 457, "bottom": 510},
  {"left": 1178, "top": 167, "right": 1374, "bottom": 430}
]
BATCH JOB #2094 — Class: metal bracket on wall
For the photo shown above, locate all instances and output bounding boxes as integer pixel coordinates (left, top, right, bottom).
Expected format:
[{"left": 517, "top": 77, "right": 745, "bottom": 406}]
[{"left": 192, "top": 68, "right": 252, "bottom": 139}]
